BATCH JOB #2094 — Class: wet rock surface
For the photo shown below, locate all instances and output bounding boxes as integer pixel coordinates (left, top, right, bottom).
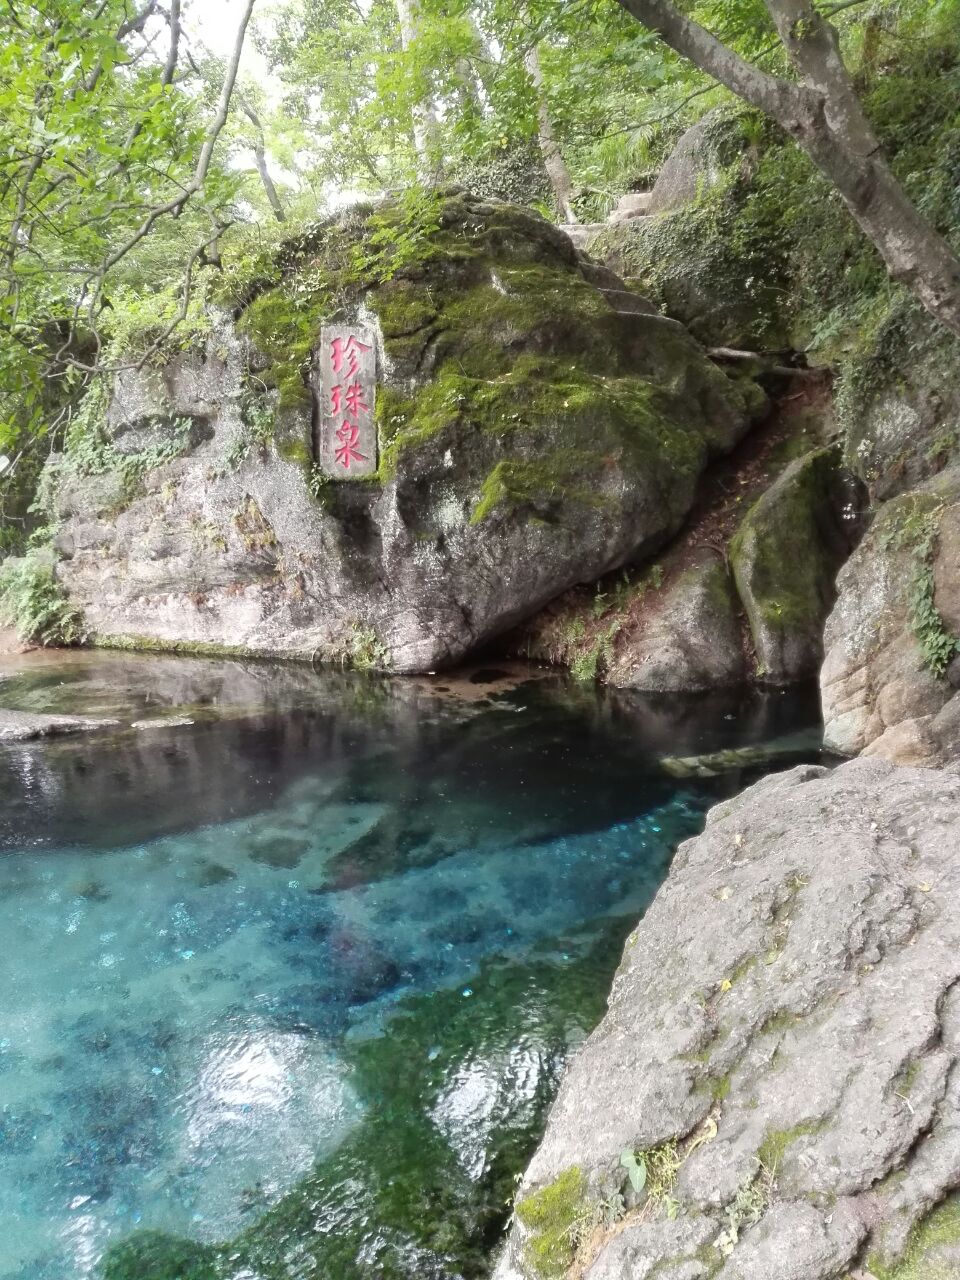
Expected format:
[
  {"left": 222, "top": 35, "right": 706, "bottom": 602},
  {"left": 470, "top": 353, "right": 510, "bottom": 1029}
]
[
  {"left": 0, "top": 708, "right": 120, "bottom": 740},
  {"left": 495, "top": 756, "right": 960, "bottom": 1280}
]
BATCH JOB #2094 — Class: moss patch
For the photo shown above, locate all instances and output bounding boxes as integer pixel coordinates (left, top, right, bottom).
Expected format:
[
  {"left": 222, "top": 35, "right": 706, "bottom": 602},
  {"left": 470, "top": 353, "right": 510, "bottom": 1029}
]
[
  {"left": 870, "top": 1195, "right": 960, "bottom": 1280},
  {"left": 756, "top": 1120, "right": 824, "bottom": 1174},
  {"left": 90, "top": 633, "right": 276, "bottom": 660},
  {"left": 516, "top": 1167, "right": 588, "bottom": 1280},
  {"left": 236, "top": 288, "right": 330, "bottom": 410},
  {"left": 100, "top": 1230, "right": 221, "bottom": 1280},
  {"left": 729, "top": 445, "right": 850, "bottom": 678}
]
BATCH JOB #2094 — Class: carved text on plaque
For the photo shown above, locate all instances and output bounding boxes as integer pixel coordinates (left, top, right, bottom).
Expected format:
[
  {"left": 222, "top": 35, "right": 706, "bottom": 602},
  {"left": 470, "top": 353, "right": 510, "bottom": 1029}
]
[{"left": 318, "top": 325, "right": 377, "bottom": 479}]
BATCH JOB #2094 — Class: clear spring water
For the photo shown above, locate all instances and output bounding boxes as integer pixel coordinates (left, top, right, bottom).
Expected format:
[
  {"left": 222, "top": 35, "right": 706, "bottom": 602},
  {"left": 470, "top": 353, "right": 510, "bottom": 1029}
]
[{"left": 0, "top": 654, "right": 822, "bottom": 1280}]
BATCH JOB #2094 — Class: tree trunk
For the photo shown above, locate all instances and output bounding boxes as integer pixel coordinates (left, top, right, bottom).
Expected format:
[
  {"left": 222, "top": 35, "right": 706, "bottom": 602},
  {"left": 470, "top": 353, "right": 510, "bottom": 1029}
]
[
  {"left": 614, "top": 0, "right": 960, "bottom": 339},
  {"left": 395, "top": 0, "right": 443, "bottom": 178},
  {"left": 525, "top": 45, "right": 578, "bottom": 224},
  {"left": 241, "top": 103, "right": 286, "bottom": 223}
]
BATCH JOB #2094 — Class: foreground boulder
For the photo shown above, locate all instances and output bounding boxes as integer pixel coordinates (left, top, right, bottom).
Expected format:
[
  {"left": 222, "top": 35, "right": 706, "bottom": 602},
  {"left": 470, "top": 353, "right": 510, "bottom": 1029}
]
[
  {"left": 48, "top": 194, "right": 758, "bottom": 672},
  {"left": 495, "top": 756, "right": 960, "bottom": 1280}
]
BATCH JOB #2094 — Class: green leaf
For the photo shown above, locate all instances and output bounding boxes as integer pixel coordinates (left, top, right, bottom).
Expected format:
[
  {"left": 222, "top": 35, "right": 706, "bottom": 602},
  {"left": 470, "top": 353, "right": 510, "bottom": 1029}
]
[{"left": 619, "top": 1149, "right": 647, "bottom": 1193}]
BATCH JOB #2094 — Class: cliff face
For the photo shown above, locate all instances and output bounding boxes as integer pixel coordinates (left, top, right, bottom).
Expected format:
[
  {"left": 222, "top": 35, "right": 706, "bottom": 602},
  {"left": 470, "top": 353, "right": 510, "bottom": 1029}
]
[
  {"left": 46, "top": 193, "right": 757, "bottom": 674},
  {"left": 495, "top": 757, "right": 960, "bottom": 1280}
]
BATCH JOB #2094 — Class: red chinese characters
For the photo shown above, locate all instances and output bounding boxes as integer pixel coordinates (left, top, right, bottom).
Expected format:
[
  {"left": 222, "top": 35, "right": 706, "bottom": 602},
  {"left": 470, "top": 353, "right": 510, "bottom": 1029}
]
[
  {"left": 328, "top": 382, "right": 370, "bottom": 418},
  {"left": 321, "top": 326, "right": 376, "bottom": 476},
  {"left": 334, "top": 420, "right": 368, "bottom": 470},
  {"left": 330, "top": 334, "right": 371, "bottom": 380}
]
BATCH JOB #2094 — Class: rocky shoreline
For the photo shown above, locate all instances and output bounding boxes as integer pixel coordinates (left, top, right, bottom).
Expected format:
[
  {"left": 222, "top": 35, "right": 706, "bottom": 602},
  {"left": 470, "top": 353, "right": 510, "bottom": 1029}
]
[{"left": 495, "top": 756, "right": 960, "bottom": 1280}]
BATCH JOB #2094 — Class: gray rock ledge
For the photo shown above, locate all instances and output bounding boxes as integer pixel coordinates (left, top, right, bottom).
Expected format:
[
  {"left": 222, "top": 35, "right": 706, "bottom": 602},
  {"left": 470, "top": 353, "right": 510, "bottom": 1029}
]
[{"left": 495, "top": 756, "right": 960, "bottom": 1280}]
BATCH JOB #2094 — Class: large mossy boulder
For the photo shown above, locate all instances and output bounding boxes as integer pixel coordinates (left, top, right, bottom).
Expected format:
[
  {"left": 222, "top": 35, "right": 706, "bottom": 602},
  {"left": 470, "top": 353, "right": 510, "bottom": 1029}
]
[
  {"left": 587, "top": 111, "right": 788, "bottom": 352},
  {"left": 730, "top": 446, "right": 856, "bottom": 685},
  {"left": 49, "top": 192, "right": 758, "bottom": 672},
  {"left": 511, "top": 387, "right": 843, "bottom": 694},
  {"left": 647, "top": 109, "right": 735, "bottom": 216},
  {"left": 495, "top": 757, "right": 960, "bottom": 1280}
]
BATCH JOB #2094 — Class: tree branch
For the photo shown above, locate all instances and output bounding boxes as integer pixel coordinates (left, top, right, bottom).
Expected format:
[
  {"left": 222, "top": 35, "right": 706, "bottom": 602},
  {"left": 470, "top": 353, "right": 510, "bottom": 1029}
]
[
  {"left": 93, "top": 0, "right": 255, "bottom": 282},
  {"left": 118, "top": 1, "right": 160, "bottom": 41},
  {"left": 613, "top": 0, "right": 817, "bottom": 129},
  {"left": 240, "top": 101, "right": 287, "bottom": 222}
]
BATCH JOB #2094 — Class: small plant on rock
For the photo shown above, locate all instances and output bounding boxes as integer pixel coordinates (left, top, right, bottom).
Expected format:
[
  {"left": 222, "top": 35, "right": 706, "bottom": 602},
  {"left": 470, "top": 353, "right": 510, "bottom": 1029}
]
[{"left": 0, "top": 557, "right": 85, "bottom": 646}]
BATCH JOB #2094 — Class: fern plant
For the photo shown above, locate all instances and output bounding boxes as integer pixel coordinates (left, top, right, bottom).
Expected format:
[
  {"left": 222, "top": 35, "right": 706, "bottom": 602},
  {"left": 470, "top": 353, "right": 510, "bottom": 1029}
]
[{"left": 0, "top": 558, "right": 85, "bottom": 646}]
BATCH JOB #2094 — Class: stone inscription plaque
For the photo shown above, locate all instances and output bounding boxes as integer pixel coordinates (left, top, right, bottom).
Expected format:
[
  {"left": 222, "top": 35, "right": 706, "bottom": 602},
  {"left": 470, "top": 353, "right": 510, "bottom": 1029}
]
[{"left": 318, "top": 324, "right": 377, "bottom": 479}]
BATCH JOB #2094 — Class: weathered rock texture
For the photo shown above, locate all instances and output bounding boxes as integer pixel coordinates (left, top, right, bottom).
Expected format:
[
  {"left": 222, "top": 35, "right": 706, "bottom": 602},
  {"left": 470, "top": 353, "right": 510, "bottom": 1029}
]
[
  {"left": 821, "top": 475, "right": 960, "bottom": 766},
  {"left": 607, "top": 551, "right": 746, "bottom": 693},
  {"left": 495, "top": 757, "right": 960, "bottom": 1280},
  {"left": 50, "top": 194, "right": 758, "bottom": 673},
  {"left": 648, "top": 111, "right": 731, "bottom": 216},
  {"left": 843, "top": 312, "right": 960, "bottom": 507}
]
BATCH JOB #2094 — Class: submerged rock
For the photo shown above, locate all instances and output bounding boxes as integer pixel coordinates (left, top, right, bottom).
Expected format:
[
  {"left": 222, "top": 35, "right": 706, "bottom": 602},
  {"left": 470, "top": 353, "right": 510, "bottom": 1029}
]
[
  {"left": 0, "top": 708, "right": 120, "bottom": 740},
  {"left": 49, "top": 193, "right": 758, "bottom": 674},
  {"left": 495, "top": 756, "right": 960, "bottom": 1280},
  {"left": 659, "top": 727, "right": 824, "bottom": 777}
]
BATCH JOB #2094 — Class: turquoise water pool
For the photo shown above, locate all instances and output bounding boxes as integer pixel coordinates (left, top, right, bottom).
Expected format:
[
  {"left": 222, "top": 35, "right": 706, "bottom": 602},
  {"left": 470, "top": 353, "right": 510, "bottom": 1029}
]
[{"left": 0, "top": 656, "right": 821, "bottom": 1279}]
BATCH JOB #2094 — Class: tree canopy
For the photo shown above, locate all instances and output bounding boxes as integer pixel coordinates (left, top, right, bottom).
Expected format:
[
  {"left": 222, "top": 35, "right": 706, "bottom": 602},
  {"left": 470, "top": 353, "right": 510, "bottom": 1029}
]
[{"left": 1, "top": 0, "right": 959, "bottom": 529}]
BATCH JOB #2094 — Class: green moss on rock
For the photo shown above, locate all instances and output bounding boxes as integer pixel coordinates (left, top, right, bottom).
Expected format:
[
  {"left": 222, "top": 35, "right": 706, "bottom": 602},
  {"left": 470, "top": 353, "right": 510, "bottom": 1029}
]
[
  {"left": 91, "top": 633, "right": 274, "bottom": 660},
  {"left": 756, "top": 1121, "right": 825, "bottom": 1173},
  {"left": 516, "top": 1167, "right": 588, "bottom": 1279},
  {"left": 236, "top": 288, "right": 331, "bottom": 410},
  {"left": 730, "top": 445, "right": 851, "bottom": 683},
  {"left": 870, "top": 1195, "right": 960, "bottom": 1280},
  {"left": 100, "top": 1230, "right": 221, "bottom": 1280}
]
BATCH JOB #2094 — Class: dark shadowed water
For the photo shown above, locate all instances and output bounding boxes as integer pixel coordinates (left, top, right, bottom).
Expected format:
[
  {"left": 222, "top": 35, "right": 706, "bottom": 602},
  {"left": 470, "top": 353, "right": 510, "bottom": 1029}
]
[{"left": 0, "top": 654, "right": 822, "bottom": 1280}]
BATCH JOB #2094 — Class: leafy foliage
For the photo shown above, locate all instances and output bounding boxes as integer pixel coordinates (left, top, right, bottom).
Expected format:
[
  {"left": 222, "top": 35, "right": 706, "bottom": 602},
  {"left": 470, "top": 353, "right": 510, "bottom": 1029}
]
[
  {"left": 0, "top": 555, "right": 84, "bottom": 646},
  {"left": 879, "top": 500, "right": 959, "bottom": 675}
]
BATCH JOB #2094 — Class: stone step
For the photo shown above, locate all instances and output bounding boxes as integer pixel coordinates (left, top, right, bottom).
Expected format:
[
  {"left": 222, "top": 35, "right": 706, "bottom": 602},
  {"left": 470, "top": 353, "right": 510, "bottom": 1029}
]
[
  {"left": 608, "top": 191, "right": 653, "bottom": 222},
  {"left": 579, "top": 258, "right": 628, "bottom": 291},
  {"left": 562, "top": 222, "right": 606, "bottom": 250}
]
